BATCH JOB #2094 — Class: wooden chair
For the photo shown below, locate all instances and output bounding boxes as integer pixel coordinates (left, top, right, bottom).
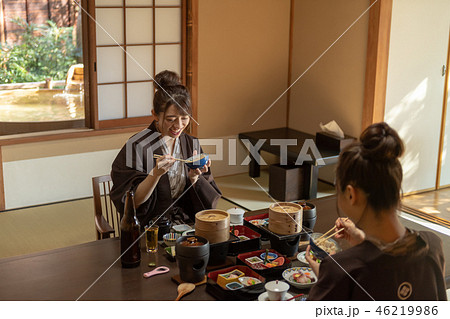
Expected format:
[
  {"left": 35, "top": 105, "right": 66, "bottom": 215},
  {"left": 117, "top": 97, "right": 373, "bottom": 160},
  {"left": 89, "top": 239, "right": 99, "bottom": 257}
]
[{"left": 92, "top": 175, "right": 121, "bottom": 240}]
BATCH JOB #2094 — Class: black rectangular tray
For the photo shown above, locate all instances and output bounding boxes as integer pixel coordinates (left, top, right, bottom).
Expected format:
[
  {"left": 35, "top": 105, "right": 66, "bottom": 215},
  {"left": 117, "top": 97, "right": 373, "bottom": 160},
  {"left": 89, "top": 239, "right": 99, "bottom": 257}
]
[
  {"left": 209, "top": 233, "right": 239, "bottom": 266},
  {"left": 244, "top": 212, "right": 312, "bottom": 240},
  {"left": 228, "top": 225, "right": 261, "bottom": 256},
  {"left": 236, "top": 248, "right": 292, "bottom": 281},
  {"left": 206, "top": 265, "right": 266, "bottom": 301}
]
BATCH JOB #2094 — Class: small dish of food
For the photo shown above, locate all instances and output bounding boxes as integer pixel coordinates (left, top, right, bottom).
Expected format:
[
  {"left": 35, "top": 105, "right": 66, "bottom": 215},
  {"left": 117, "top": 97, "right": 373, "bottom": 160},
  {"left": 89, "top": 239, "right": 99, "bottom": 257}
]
[
  {"left": 260, "top": 251, "right": 278, "bottom": 262},
  {"left": 238, "top": 276, "right": 262, "bottom": 286},
  {"left": 297, "top": 251, "right": 308, "bottom": 265},
  {"left": 262, "top": 256, "right": 285, "bottom": 268},
  {"left": 282, "top": 267, "right": 317, "bottom": 289},
  {"left": 164, "top": 246, "right": 176, "bottom": 262},
  {"left": 226, "top": 281, "right": 244, "bottom": 290},
  {"left": 163, "top": 232, "right": 181, "bottom": 247},
  {"left": 309, "top": 232, "right": 341, "bottom": 260},
  {"left": 172, "top": 224, "right": 191, "bottom": 235},
  {"left": 245, "top": 256, "right": 264, "bottom": 265},
  {"left": 182, "top": 229, "right": 195, "bottom": 237},
  {"left": 250, "top": 219, "right": 267, "bottom": 226}
]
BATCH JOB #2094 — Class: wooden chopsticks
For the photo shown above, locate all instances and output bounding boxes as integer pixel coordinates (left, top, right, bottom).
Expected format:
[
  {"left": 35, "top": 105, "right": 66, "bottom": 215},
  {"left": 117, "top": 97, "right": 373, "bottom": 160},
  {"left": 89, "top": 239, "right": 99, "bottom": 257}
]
[
  {"left": 286, "top": 293, "right": 304, "bottom": 301},
  {"left": 153, "top": 154, "right": 190, "bottom": 163},
  {"left": 315, "top": 217, "right": 348, "bottom": 246},
  {"left": 316, "top": 228, "right": 344, "bottom": 246}
]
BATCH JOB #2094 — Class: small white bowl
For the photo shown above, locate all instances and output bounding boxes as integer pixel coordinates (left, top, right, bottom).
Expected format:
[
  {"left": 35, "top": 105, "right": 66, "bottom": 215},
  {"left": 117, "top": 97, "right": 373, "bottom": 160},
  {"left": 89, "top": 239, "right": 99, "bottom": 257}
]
[
  {"left": 227, "top": 207, "right": 246, "bottom": 224},
  {"left": 163, "top": 233, "right": 180, "bottom": 246},
  {"left": 264, "top": 280, "right": 290, "bottom": 301},
  {"left": 172, "top": 224, "right": 192, "bottom": 234}
]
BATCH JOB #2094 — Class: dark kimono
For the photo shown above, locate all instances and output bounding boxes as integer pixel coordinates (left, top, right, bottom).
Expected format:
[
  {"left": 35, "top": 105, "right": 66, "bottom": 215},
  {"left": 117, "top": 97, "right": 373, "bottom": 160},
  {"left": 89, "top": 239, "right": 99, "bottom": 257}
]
[
  {"left": 307, "top": 230, "right": 447, "bottom": 300},
  {"left": 110, "top": 121, "right": 222, "bottom": 227}
]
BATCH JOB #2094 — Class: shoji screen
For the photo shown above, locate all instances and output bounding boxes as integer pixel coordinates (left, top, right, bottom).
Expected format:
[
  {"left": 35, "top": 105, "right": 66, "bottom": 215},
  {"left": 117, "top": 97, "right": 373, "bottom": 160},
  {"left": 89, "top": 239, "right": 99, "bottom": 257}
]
[
  {"left": 385, "top": 0, "right": 450, "bottom": 193},
  {"left": 94, "top": 0, "right": 182, "bottom": 127}
]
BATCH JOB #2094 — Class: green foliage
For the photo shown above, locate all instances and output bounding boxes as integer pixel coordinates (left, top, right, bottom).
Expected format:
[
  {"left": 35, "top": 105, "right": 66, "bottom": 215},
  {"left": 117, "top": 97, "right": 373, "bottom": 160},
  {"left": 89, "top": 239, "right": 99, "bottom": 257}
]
[{"left": 0, "top": 18, "right": 80, "bottom": 83}]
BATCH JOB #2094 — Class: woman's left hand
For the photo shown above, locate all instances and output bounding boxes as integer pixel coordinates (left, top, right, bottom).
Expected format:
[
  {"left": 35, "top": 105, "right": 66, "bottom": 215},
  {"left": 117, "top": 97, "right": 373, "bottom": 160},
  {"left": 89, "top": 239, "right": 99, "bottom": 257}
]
[
  {"left": 305, "top": 245, "right": 320, "bottom": 276},
  {"left": 188, "top": 150, "right": 211, "bottom": 184}
]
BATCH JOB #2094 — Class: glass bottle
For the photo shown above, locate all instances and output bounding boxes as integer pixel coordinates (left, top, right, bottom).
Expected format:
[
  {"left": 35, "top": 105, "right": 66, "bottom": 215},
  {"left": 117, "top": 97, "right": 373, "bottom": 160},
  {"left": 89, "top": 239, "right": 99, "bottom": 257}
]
[{"left": 120, "top": 190, "right": 141, "bottom": 268}]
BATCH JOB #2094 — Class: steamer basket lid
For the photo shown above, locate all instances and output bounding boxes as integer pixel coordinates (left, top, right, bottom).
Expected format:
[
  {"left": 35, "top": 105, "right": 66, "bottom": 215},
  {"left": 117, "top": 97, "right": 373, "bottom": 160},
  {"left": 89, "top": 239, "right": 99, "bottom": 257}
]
[{"left": 196, "top": 210, "right": 229, "bottom": 221}]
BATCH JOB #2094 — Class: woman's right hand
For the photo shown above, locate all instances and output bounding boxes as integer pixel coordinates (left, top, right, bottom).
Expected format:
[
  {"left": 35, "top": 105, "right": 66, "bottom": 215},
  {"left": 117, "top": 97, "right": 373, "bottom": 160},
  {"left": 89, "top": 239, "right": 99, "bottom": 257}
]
[
  {"left": 152, "top": 155, "right": 175, "bottom": 177},
  {"left": 334, "top": 217, "right": 365, "bottom": 247}
]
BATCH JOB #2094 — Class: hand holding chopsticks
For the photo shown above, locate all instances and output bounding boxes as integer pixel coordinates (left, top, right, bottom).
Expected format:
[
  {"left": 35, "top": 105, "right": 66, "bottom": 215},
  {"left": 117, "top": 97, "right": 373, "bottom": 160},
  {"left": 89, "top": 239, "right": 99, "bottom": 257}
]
[
  {"left": 153, "top": 154, "right": 189, "bottom": 163},
  {"left": 316, "top": 228, "right": 344, "bottom": 246},
  {"left": 315, "top": 217, "right": 348, "bottom": 246},
  {"left": 316, "top": 217, "right": 366, "bottom": 247}
]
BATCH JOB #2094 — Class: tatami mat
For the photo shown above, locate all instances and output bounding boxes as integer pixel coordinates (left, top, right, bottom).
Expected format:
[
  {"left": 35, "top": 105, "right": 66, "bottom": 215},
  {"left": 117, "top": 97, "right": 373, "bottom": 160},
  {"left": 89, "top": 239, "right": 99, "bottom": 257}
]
[
  {"left": 215, "top": 170, "right": 336, "bottom": 211},
  {"left": 0, "top": 197, "right": 236, "bottom": 259},
  {"left": 0, "top": 198, "right": 96, "bottom": 259}
]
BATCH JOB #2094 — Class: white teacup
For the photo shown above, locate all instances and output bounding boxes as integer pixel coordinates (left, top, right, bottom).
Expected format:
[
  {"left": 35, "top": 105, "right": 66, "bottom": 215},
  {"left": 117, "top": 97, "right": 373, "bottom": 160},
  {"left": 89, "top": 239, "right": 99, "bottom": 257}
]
[
  {"left": 227, "top": 207, "right": 245, "bottom": 224},
  {"left": 264, "top": 280, "right": 290, "bottom": 301}
]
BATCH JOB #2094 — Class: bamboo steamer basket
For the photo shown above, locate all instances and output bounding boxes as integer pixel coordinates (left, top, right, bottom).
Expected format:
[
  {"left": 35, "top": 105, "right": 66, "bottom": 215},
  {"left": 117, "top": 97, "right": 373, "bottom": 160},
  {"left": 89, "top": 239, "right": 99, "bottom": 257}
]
[
  {"left": 268, "top": 202, "right": 303, "bottom": 235},
  {"left": 195, "top": 209, "right": 230, "bottom": 244}
]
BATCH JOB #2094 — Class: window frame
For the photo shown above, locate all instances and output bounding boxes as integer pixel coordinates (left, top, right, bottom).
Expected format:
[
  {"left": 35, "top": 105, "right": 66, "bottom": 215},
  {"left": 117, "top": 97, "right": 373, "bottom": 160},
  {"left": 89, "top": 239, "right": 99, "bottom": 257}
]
[
  {"left": 87, "top": 0, "right": 191, "bottom": 131},
  {"left": 0, "top": 0, "right": 197, "bottom": 142}
]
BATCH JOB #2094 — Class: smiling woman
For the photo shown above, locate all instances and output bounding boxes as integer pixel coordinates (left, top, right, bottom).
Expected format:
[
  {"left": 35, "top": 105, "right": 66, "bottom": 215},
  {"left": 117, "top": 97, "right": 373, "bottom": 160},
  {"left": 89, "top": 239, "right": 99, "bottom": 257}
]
[{"left": 110, "top": 70, "right": 222, "bottom": 229}]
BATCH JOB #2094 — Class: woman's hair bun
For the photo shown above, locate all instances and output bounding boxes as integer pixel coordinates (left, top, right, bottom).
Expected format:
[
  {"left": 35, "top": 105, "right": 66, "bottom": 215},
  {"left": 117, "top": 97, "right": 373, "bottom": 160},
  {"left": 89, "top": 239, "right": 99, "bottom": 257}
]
[
  {"left": 154, "top": 70, "right": 181, "bottom": 91},
  {"left": 359, "top": 122, "right": 404, "bottom": 162}
]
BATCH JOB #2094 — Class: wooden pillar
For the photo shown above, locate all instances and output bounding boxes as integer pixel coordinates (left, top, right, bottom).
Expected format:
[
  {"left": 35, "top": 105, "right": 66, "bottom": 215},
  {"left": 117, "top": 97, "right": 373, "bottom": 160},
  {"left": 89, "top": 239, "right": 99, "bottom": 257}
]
[
  {"left": 68, "top": 0, "right": 72, "bottom": 25},
  {"left": 362, "top": 0, "right": 393, "bottom": 130},
  {"left": 436, "top": 31, "right": 450, "bottom": 189},
  {"left": 25, "top": 0, "right": 29, "bottom": 23},
  {"left": 186, "top": 0, "right": 198, "bottom": 136},
  {"left": 286, "top": 0, "right": 294, "bottom": 127},
  {"left": 0, "top": 0, "right": 5, "bottom": 44},
  {"left": 0, "top": 146, "right": 5, "bottom": 211},
  {"left": 47, "top": 0, "right": 52, "bottom": 20}
]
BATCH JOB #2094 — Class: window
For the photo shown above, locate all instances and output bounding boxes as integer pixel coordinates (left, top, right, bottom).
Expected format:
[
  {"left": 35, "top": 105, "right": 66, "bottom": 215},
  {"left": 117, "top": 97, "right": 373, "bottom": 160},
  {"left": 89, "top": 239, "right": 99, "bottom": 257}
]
[
  {"left": 90, "top": 0, "right": 186, "bottom": 129},
  {"left": 0, "top": 0, "right": 196, "bottom": 137},
  {"left": 0, "top": 0, "right": 84, "bottom": 135}
]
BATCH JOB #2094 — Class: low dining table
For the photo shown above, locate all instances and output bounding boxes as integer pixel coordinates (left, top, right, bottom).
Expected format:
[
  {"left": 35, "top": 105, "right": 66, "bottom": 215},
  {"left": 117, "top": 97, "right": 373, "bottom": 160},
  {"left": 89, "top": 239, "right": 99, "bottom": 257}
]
[{"left": 0, "top": 196, "right": 342, "bottom": 301}]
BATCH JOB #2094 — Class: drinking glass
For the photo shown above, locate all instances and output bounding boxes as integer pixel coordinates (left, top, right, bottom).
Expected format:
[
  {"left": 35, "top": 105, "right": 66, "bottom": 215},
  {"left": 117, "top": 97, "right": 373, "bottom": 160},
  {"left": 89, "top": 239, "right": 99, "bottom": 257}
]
[{"left": 145, "top": 225, "right": 159, "bottom": 253}]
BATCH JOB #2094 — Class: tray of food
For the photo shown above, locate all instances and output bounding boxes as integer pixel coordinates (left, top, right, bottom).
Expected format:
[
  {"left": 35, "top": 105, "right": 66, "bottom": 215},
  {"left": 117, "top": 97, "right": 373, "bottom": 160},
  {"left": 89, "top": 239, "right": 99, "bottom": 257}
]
[
  {"left": 206, "top": 265, "right": 266, "bottom": 301},
  {"left": 228, "top": 225, "right": 261, "bottom": 256},
  {"left": 244, "top": 212, "right": 312, "bottom": 240},
  {"left": 244, "top": 212, "right": 313, "bottom": 256},
  {"left": 236, "top": 249, "right": 292, "bottom": 281}
]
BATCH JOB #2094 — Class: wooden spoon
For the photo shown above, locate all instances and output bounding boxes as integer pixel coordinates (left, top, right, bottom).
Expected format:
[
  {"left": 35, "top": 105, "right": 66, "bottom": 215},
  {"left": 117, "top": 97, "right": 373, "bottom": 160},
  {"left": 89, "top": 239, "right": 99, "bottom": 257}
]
[{"left": 175, "top": 283, "right": 195, "bottom": 301}]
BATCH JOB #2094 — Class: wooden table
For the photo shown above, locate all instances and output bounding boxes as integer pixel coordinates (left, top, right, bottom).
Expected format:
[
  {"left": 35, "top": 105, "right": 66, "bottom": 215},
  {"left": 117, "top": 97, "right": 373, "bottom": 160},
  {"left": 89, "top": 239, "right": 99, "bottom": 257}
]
[
  {"left": 0, "top": 197, "right": 340, "bottom": 301},
  {"left": 238, "top": 127, "right": 341, "bottom": 199}
]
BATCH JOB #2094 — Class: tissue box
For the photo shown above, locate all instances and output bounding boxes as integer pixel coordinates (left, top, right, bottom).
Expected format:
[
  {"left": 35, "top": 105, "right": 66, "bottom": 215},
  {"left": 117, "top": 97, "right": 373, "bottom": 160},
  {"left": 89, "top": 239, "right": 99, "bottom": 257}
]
[{"left": 316, "top": 132, "right": 355, "bottom": 152}]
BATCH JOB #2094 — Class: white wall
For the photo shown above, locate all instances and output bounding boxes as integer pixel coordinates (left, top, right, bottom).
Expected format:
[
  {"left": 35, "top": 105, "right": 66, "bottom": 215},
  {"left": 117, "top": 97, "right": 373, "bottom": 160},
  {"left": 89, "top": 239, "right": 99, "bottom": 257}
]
[
  {"left": 1, "top": 136, "right": 255, "bottom": 210},
  {"left": 3, "top": 150, "right": 119, "bottom": 209},
  {"left": 385, "top": 0, "right": 450, "bottom": 193},
  {"left": 289, "top": 0, "right": 370, "bottom": 184},
  {"left": 288, "top": 0, "right": 369, "bottom": 138}
]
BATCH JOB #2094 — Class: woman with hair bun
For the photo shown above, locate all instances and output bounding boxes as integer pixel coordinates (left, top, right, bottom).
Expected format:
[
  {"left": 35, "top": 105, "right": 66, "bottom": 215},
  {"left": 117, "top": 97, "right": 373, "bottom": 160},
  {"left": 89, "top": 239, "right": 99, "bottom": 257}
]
[
  {"left": 110, "top": 70, "right": 221, "bottom": 227},
  {"left": 306, "top": 122, "right": 446, "bottom": 300}
]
